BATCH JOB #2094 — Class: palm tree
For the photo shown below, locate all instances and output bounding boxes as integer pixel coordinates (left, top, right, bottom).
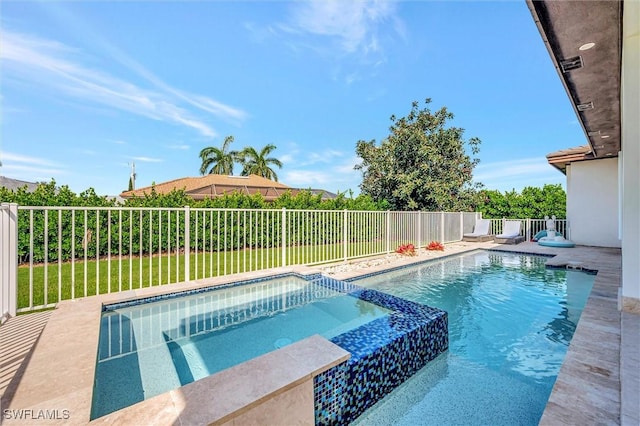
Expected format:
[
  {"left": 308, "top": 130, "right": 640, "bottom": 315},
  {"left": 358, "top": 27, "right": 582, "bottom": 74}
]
[
  {"left": 199, "top": 135, "right": 237, "bottom": 175},
  {"left": 237, "top": 144, "right": 283, "bottom": 181}
]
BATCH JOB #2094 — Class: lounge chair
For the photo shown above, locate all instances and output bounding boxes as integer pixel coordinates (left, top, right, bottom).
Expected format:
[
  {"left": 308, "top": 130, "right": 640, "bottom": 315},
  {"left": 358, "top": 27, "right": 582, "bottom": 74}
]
[
  {"left": 463, "top": 219, "right": 493, "bottom": 242},
  {"left": 494, "top": 220, "right": 525, "bottom": 244}
]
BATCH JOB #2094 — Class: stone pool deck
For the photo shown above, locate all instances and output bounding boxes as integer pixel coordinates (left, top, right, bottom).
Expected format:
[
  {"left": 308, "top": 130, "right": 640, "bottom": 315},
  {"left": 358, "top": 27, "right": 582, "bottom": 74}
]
[{"left": 1, "top": 241, "right": 637, "bottom": 425}]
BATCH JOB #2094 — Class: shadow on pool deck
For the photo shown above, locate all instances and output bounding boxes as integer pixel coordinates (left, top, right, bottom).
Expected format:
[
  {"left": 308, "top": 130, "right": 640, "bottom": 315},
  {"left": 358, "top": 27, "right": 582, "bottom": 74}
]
[{"left": 0, "top": 310, "right": 52, "bottom": 409}]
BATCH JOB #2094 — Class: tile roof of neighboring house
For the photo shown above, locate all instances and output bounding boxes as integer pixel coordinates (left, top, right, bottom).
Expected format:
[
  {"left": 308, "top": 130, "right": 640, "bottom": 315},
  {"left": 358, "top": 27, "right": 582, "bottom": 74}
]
[
  {"left": 546, "top": 145, "right": 595, "bottom": 174},
  {"left": 0, "top": 176, "right": 39, "bottom": 192},
  {"left": 120, "top": 174, "right": 336, "bottom": 201}
]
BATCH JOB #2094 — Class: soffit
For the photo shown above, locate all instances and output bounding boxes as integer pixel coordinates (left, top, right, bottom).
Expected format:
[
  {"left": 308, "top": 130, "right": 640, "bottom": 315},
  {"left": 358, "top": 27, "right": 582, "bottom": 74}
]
[{"left": 528, "top": 0, "right": 622, "bottom": 159}]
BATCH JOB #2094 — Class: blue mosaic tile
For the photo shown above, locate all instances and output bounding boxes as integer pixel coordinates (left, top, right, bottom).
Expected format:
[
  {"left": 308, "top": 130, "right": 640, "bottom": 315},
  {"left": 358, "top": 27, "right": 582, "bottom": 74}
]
[{"left": 312, "top": 276, "right": 448, "bottom": 425}]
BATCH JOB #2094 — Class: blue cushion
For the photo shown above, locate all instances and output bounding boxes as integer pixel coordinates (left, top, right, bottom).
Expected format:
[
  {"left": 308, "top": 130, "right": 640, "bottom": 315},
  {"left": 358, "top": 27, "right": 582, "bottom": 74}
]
[{"left": 538, "top": 239, "right": 575, "bottom": 248}]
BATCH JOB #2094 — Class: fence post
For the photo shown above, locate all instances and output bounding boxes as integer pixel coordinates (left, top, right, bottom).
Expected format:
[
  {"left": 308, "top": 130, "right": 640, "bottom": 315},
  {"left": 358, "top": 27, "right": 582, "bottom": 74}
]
[
  {"left": 386, "top": 211, "right": 390, "bottom": 254},
  {"left": 343, "top": 209, "right": 348, "bottom": 262},
  {"left": 417, "top": 212, "right": 422, "bottom": 248},
  {"left": 440, "top": 212, "right": 445, "bottom": 243},
  {"left": 1, "top": 203, "right": 18, "bottom": 323},
  {"left": 526, "top": 218, "right": 531, "bottom": 241},
  {"left": 459, "top": 212, "right": 464, "bottom": 241},
  {"left": 184, "top": 206, "right": 190, "bottom": 282},
  {"left": 281, "top": 208, "right": 287, "bottom": 267}
]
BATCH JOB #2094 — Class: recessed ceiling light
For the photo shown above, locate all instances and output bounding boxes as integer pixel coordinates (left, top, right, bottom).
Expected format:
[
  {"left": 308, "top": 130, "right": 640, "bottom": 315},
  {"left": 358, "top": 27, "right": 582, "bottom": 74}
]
[
  {"left": 579, "top": 42, "right": 596, "bottom": 51},
  {"left": 601, "top": 135, "right": 610, "bottom": 139}
]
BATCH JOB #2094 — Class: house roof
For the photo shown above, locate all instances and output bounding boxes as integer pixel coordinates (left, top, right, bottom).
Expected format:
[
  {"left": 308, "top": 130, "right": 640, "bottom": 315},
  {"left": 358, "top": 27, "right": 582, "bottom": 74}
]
[
  {"left": 0, "top": 176, "right": 39, "bottom": 192},
  {"left": 527, "top": 1, "right": 622, "bottom": 173},
  {"left": 546, "top": 145, "right": 595, "bottom": 173},
  {"left": 120, "top": 174, "right": 337, "bottom": 201}
]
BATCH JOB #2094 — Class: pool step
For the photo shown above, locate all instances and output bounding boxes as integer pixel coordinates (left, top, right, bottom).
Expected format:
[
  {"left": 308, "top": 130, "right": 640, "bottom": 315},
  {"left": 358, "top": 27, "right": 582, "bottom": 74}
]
[{"left": 130, "top": 317, "right": 183, "bottom": 400}]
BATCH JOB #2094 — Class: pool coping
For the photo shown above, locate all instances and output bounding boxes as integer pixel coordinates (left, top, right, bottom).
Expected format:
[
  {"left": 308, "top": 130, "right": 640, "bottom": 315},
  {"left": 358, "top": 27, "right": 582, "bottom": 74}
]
[{"left": 2, "top": 241, "right": 632, "bottom": 425}]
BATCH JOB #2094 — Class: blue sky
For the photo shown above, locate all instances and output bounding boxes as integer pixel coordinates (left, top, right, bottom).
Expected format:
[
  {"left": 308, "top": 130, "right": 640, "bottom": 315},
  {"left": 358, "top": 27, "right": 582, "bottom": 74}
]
[{"left": 0, "top": 1, "right": 584, "bottom": 196}]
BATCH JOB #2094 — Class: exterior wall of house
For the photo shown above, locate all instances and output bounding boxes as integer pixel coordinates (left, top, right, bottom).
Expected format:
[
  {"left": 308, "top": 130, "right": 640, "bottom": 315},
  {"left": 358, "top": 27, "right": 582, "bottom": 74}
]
[
  {"left": 566, "top": 158, "right": 621, "bottom": 248},
  {"left": 621, "top": 0, "right": 640, "bottom": 313}
]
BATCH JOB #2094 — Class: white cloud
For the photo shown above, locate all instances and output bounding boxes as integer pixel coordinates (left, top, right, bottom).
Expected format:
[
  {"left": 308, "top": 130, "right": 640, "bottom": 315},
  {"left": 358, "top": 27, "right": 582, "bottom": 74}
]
[
  {"left": 474, "top": 157, "right": 565, "bottom": 191},
  {"left": 0, "top": 29, "right": 248, "bottom": 138},
  {"left": 474, "top": 157, "right": 557, "bottom": 182},
  {"left": 288, "top": 0, "right": 398, "bottom": 55},
  {"left": 333, "top": 155, "right": 361, "bottom": 174},
  {"left": 1, "top": 163, "right": 65, "bottom": 176},
  {"left": 1, "top": 152, "right": 61, "bottom": 167},
  {"left": 284, "top": 170, "right": 333, "bottom": 187},
  {"left": 167, "top": 144, "right": 190, "bottom": 150},
  {"left": 279, "top": 153, "right": 296, "bottom": 164},
  {"left": 303, "top": 149, "right": 344, "bottom": 165},
  {"left": 283, "top": 153, "right": 361, "bottom": 193},
  {"left": 132, "top": 156, "right": 163, "bottom": 163}
]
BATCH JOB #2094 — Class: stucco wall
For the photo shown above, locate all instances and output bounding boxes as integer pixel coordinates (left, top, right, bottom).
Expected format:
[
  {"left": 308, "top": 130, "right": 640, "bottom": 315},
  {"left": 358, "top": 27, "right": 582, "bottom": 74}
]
[
  {"left": 567, "top": 158, "right": 621, "bottom": 248},
  {"left": 621, "top": 0, "right": 640, "bottom": 312}
]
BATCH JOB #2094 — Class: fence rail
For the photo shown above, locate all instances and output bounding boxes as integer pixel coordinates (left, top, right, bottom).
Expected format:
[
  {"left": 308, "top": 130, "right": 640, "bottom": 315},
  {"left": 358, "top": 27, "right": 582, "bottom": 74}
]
[{"left": 0, "top": 204, "right": 568, "bottom": 316}]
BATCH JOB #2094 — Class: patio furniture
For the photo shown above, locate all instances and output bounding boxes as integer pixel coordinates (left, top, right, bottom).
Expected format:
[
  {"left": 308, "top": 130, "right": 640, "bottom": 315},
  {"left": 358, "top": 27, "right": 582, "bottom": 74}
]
[
  {"left": 494, "top": 220, "right": 525, "bottom": 244},
  {"left": 462, "top": 219, "right": 493, "bottom": 242}
]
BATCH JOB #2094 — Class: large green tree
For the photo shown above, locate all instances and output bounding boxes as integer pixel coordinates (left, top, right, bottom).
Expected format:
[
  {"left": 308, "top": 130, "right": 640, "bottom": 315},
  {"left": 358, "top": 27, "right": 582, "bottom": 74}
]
[
  {"left": 237, "top": 144, "right": 283, "bottom": 181},
  {"left": 355, "top": 99, "right": 482, "bottom": 211},
  {"left": 199, "top": 135, "right": 237, "bottom": 175}
]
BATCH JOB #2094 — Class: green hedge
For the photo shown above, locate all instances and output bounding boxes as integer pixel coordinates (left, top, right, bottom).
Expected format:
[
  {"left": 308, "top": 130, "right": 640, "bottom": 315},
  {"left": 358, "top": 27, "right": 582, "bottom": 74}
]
[{"left": 1, "top": 180, "right": 387, "bottom": 264}]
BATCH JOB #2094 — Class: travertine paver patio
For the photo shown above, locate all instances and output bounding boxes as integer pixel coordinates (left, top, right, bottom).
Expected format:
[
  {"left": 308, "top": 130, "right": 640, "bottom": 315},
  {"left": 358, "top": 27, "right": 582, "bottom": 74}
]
[
  {"left": 0, "top": 310, "right": 52, "bottom": 410},
  {"left": 0, "top": 241, "right": 637, "bottom": 425}
]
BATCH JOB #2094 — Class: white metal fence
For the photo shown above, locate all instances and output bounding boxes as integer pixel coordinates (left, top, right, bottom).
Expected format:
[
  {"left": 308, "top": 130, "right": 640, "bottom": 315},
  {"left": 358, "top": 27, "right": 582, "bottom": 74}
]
[{"left": 0, "top": 204, "right": 480, "bottom": 315}]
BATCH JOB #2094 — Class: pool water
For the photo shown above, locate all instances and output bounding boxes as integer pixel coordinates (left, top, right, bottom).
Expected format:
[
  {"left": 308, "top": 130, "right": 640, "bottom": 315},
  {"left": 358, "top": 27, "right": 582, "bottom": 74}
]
[
  {"left": 352, "top": 251, "right": 595, "bottom": 426},
  {"left": 91, "top": 275, "right": 391, "bottom": 419}
]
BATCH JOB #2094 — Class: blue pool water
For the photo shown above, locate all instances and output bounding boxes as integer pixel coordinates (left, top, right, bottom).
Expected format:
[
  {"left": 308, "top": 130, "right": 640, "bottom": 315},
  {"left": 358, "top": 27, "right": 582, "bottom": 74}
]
[
  {"left": 352, "top": 250, "right": 595, "bottom": 426},
  {"left": 91, "top": 275, "right": 391, "bottom": 419}
]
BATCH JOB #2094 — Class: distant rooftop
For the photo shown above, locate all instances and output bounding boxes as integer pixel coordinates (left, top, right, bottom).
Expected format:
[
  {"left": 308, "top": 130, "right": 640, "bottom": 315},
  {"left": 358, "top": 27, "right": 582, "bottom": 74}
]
[
  {"left": 0, "top": 176, "right": 39, "bottom": 193},
  {"left": 120, "top": 174, "right": 336, "bottom": 201}
]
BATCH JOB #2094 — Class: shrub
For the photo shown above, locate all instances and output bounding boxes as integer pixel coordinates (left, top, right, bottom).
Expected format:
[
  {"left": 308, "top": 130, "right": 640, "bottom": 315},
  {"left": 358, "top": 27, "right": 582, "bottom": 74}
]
[
  {"left": 396, "top": 243, "right": 416, "bottom": 256},
  {"left": 426, "top": 241, "right": 444, "bottom": 251}
]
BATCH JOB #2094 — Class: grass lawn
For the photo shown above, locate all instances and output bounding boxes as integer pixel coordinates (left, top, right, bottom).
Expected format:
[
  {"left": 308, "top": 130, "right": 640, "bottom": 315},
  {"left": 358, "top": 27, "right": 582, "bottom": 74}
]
[{"left": 17, "top": 240, "right": 393, "bottom": 310}]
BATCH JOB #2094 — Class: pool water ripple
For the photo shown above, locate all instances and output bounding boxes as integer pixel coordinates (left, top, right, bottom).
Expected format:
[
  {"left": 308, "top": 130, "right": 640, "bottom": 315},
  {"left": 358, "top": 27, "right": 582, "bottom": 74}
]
[{"left": 352, "top": 250, "right": 595, "bottom": 426}]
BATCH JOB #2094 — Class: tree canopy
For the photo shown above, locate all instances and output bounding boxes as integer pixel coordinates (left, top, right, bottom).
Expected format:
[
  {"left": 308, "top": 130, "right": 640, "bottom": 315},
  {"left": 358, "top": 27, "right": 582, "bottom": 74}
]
[
  {"left": 199, "top": 135, "right": 237, "bottom": 175},
  {"left": 355, "top": 99, "right": 482, "bottom": 211},
  {"left": 237, "top": 144, "right": 283, "bottom": 181}
]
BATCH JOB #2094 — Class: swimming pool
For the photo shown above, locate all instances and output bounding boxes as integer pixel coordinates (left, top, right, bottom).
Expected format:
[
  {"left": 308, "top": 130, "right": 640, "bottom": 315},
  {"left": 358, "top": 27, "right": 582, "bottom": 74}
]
[
  {"left": 351, "top": 250, "right": 595, "bottom": 425},
  {"left": 91, "top": 274, "right": 448, "bottom": 421}
]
